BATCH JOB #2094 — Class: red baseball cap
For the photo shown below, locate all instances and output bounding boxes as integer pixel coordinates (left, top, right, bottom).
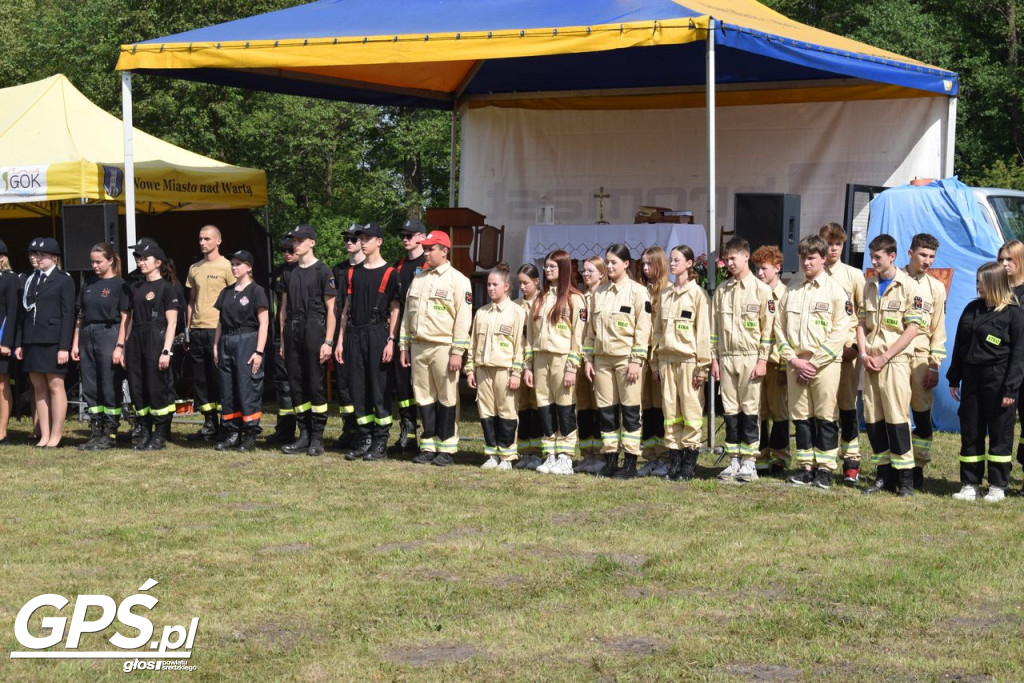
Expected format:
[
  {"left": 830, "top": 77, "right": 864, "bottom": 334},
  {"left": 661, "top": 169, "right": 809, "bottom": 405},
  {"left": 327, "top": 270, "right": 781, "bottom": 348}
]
[{"left": 420, "top": 230, "right": 452, "bottom": 248}]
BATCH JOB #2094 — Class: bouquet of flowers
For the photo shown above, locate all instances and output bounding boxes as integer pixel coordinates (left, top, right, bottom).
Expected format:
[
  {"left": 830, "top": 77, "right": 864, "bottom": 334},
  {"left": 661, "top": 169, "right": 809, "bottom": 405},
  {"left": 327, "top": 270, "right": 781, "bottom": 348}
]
[{"left": 694, "top": 253, "right": 729, "bottom": 291}]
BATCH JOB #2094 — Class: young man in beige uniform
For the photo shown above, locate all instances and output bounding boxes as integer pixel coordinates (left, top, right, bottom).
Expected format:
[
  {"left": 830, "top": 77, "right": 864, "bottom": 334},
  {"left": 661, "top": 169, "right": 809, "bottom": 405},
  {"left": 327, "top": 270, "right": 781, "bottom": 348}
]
[
  {"left": 186, "top": 224, "right": 235, "bottom": 440},
  {"left": 775, "top": 236, "right": 850, "bottom": 489},
  {"left": 859, "top": 234, "right": 929, "bottom": 497},
  {"left": 820, "top": 222, "right": 866, "bottom": 483},
  {"left": 904, "top": 233, "right": 946, "bottom": 490},
  {"left": 399, "top": 231, "right": 472, "bottom": 467},
  {"left": 752, "top": 245, "right": 789, "bottom": 478},
  {"left": 711, "top": 237, "right": 775, "bottom": 481}
]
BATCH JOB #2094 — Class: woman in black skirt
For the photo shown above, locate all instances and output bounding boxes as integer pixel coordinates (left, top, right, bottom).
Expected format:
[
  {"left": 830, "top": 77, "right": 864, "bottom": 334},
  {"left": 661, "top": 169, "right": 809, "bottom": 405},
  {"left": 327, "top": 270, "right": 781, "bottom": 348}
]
[
  {"left": 14, "top": 237, "right": 75, "bottom": 448},
  {"left": 71, "top": 243, "right": 130, "bottom": 451},
  {"left": 0, "top": 241, "right": 20, "bottom": 444}
]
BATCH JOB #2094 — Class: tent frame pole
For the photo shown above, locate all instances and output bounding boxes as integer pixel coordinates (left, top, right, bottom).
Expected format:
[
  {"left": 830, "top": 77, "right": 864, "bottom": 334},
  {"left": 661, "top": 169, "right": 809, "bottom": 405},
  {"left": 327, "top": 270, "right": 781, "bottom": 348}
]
[
  {"left": 706, "top": 19, "right": 717, "bottom": 452},
  {"left": 944, "top": 96, "right": 957, "bottom": 178},
  {"left": 122, "top": 71, "right": 137, "bottom": 271},
  {"left": 449, "top": 101, "right": 459, "bottom": 207}
]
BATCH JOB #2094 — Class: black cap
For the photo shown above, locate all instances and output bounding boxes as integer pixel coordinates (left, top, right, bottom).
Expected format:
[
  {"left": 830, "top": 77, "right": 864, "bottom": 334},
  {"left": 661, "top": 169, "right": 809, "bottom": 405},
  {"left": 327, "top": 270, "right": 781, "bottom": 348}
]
[
  {"left": 133, "top": 243, "right": 166, "bottom": 261},
  {"left": 129, "top": 236, "right": 160, "bottom": 250},
  {"left": 28, "top": 237, "right": 61, "bottom": 255},
  {"left": 0, "top": 239, "right": 8, "bottom": 255},
  {"left": 279, "top": 236, "right": 294, "bottom": 249},
  {"left": 401, "top": 219, "right": 427, "bottom": 234},
  {"left": 287, "top": 224, "right": 316, "bottom": 240},
  {"left": 228, "top": 249, "right": 254, "bottom": 266},
  {"left": 356, "top": 223, "right": 383, "bottom": 238}
]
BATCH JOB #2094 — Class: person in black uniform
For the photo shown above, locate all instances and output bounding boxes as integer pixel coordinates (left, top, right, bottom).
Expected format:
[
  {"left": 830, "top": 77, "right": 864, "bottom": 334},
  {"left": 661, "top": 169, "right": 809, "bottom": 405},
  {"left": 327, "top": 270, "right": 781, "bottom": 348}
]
[
  {"left": 330, "top": 224, "right": 364, "bottom": 449},
  {"left": 947, "top": 261, "right": 1024, "bottom": 502},
  {"left": 213, "top": 249, "right": 270, "bottom": 452},
  {"left": 125, "top": 243, "right": 180, "bottom": 451},
  {"left": 0, "top": 241, "right": 19, "bottom": 444},
  {"left": 265, "top": 237, "right": 298, "bottom": 445},
  {"left": 280, "top": 224, "right": 337, "bottom": 457},
  {"left": 336, "top": 223, "right": 400, "bottom": 461},
  {"left": 71, "top": 243, "right": 130, "bottom": 451},
  {"left": 389, "top": 218, "right": 427, "bottom": 454},
  {"left": 14, "top": 237, "right": 75, "bottom": 448}
]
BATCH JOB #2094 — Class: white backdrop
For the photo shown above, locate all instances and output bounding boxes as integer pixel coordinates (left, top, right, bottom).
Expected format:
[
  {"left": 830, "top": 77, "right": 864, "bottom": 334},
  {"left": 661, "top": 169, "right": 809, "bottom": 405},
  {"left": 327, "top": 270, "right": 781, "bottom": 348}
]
[{"left": 459, "top": 97, "right": 949, "bottom": 270}]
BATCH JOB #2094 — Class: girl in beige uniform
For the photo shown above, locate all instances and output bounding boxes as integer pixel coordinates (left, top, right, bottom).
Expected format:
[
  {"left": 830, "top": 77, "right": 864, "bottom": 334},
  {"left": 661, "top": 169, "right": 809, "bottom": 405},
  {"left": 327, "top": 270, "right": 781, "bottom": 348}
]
[
  {"left": 513, "top": 264, "right": 544, "bottom": 469},
  {"left": 653, "top": 246, "right": 711, "bottom": 480},
  {"left": 575, "top": 256, "right": 608, "bottom": 474},
  {"left": 525, "top": 250, "right": 587, "bottom": 476},
  {"left": 583, "top": 244, "right": 653, "bottom": 479},
  {"left": 638, "top": 247, "right": 670, "bottom": 477},
  {"left": 465, "top": 264, "right": 526, "bottom": 470}
]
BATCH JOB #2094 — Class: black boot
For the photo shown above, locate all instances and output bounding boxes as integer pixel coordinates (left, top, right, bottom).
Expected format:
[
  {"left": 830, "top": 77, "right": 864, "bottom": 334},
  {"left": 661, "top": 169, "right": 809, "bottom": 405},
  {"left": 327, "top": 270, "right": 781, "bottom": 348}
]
[
  {"left": 389, "top": 418, "right": 416, "bottom": 453},
  {"left": 898, "top": 467, "right": 915, "bottom": 497},
  {"left": 281, "top": 418, "right": 310, "bottom": 455},
  {"left": 345, "top": 436, "right": 372, "bottom": 461},
  {"left": 614, "top": 455, "right": 639, "bottom": 479},
  {"left": 78, "top": 417, "right": 105, "bottom": 451},
  {"left": 145, "top": 421, "right": 169, "bottom": 450},
  {"left": 132, "top": 418, "right": 153, "bottom": 451},
  {"left": 307, "top": 415, "right": 326, "bottom": 457},
  {"left": 215, "top": 429, "right": 241, "bottom": 451},
  {"left": 187, "top": 412, "right": 218, "bottom": 441},
  {"left": 91, "top": 416, "right": 116, "bottom": 451},
  {"left": 236, "top": 427, "right": 259, "bottom": 452},
  {"left": 678, "top": 448, "right": 699, "bottom": 481},
  {"left": 636, "top": 458, "right": 660, "bottom": 477},
  {"left": 666, "top": 449, "right": 683, "bottom": 481},
  {"left": 265, "top": 414, "right": 296, "bottom": 445},
  {"left": 913, "top": 466, "right": 924, "bottom": 491},
  {"left": 130, "top": 417, "right": 146, "bottom": 446},
  {"left": 331, "top": 414, "right": 356, "bottom": 450},
  {"left": 862, "top": 464, "right": 893, "bottom": 495},
  {"left": 600, "top": 452, "right": 620, "bottom": 477},
  {"left": 365, "top": 435, "right": 388, "bottom": 461}
]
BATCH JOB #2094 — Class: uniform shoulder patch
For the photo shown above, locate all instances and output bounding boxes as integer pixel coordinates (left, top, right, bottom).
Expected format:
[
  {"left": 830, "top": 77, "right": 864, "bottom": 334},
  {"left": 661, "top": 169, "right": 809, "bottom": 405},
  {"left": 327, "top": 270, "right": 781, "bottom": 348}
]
[
  {"left": 845, "top": 300, "right": 854, "bottom": 316},
  {"left": 465, "top": 291, "right": 473, "bottom": 304},
  {"left": 644, "top": 301, "right": 651, "bottom": 314},
  {"left": 913, "top": 295, "right": 923, "bottom": 310},
  {"left": 579, "top": 308, "right": 588, "bottom": 322},
  {"left": 767, "top": 300, "right": 775, "bottom": 314},
  {"left": 328, "top": 277, "right": 336, "bottom": 290}
]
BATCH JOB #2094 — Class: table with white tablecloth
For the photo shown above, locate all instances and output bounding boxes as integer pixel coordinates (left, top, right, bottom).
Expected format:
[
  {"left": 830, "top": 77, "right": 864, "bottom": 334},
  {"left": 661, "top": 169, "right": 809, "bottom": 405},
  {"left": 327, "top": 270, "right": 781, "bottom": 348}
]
[{"left": 523, "top": 223, "right": 707, "bottom": 264}]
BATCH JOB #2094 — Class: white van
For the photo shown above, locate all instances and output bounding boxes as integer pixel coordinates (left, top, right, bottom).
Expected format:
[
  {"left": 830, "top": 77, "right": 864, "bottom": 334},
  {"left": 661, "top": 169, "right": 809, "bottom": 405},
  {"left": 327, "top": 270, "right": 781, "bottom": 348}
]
[{"left": 972, "top": 187, "right": 1024, "bottom": 242}]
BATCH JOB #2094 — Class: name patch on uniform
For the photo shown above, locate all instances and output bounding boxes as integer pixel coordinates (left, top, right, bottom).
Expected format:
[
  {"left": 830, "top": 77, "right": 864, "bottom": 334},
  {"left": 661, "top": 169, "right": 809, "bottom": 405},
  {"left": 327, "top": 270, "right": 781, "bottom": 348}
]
[
  {"left": 986, "top": 334, "right": 1002, "bottom": 346},
  {"left": 886, "top": 301, "right": 900, "bottom": 310},
  {"left": 744, "top": 320, "right": 757, "bottom": 329},
  {"left": 676, "top": 322, "right": 691, "bottom": 332},
  {"left": 845, "top": 300, "right": 854, "bottom": 316},
  {"left": 620, "top": 306, "right": 632, "bottom": 314},
  {"left": 616, "top": 320, "right": 630, "bottom": 328},
  {"left": 767, "top": 300, "right": 775, "bottom": 314},
  {"left": 499, "top": 341, "right": 511, "bottom": 349},
  {"left": 556, "top": 322, "right": 569, "bottom": 331},
  {"left": 814, "top": 302, "right": 829, "bottom": 312},
  {"left": 746, "top": 304, "right": 759, "bottom": 313},
  {"left": 884, "top": 316, "right": 900, "bottom": 327},
  {"left": 814, "top": 318, "right": 829, "bottom": 327},
  {"left": 434, "top": 289, "right": 448, "bottom": 298},
  {"left": 579, "top": 308, "right": 588, "bottom": 322},
  {"left": 922, "top": 301, "right": 933, "bottom": 313},
  {"left": 432, "top": 304, "right": 446, "bottom": 312},
  {"left": 498, "top": 325, "right": 513, "bottom": 335},
  {"left": 681, "top": 310, "right": 692, "bottom": 319}
]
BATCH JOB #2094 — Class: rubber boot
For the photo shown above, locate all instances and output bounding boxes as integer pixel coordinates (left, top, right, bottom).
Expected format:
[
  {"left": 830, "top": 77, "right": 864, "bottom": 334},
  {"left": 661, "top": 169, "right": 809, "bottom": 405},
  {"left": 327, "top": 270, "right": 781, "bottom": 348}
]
[
  {"left": 78, "top": 417, "right": 105, "bottom": 451},
  {"left": 236, "top": 427, "right": 259, "bottom": 452},
  {"left": 281, "top": 416, "right": 310, "bottom": 454},
  {"left": 145, "top": 421, "right": 169, "bottom": 450},
  {"left": 600, "top": 452, "right": 620, "bottom": 477},
  {"left": 215, "top": 428, "right": 241, "bottom": 451},
  {"left": 265, "top": 414, "right": 296, "bottom": 445},
  {"left": 613, "top": 454, "right": 639, "bottom": 479},
  {"left": 678, "top": 448, "right": 699, "bottom": 481},
  {"left": 898, "top": 467, "right": 915, "bottom": 497},
  {"left": 862, "top": 464, "right": 893, "bottom": 495},
  {"left": 666, "top": 449, "right": 683, "bottom": 480},
  {"left": 188, "top": 412, "right": 218, "bottom": 441},
  {"left": 132, "top": 418, "right": 153, "bottom": 451}
]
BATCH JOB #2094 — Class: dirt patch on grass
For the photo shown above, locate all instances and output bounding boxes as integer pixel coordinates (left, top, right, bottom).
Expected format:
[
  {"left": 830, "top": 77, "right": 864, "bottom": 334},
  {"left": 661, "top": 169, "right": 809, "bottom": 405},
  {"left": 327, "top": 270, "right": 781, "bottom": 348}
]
[
  {"left": 721, "top": 663, "right": 802, "bottom": 680},
  {"left": 598, "top": 635, "right": 666, "bottom": 655},
  {"left": 433, "top": 526, "right": 481, "bottom": 541},
  {"left": 551, "top": 511, "right": 590, "bottom": 525},
  {"left": 372, "top": 541, "right": 425, "bottom": 553},
  {"left": 386, "top": 643, "right": 478, "bottom": 666},
  {"left": 224, "top": 502, "right": 277, "bottom": 511},
  {"left": 422, "top": 570, "right": 461, "bottom": 582},
  {"left": 257, "top": 543, "right": 313, "bottom": 554},
  {"left": 622, "top": 586, "right": 710, "bottom": 599},
  {"left": 938, "top": 673, "right": 994, "bottom": 682},
  {"left": 510, "top": 544, "right": 647, "bottom": 570},
  {"left": 945, "top": 615, "right": 1017, "bottom": 630},
  {"left": 232, "top": 621, "right": 316, "bottom": 649}
]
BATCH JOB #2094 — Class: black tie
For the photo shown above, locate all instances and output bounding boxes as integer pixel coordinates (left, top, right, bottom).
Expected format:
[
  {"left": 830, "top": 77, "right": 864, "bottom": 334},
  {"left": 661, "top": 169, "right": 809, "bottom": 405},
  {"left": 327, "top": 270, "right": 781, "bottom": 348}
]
[{"left": 32, "top": 272, "right": 46, "bottom": 300}]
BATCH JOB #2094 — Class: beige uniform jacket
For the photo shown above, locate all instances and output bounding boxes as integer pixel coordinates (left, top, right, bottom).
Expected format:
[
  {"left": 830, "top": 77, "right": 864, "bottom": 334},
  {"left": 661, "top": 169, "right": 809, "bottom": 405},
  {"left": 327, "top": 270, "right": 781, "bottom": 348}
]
[
  {"left": 464, "top": 300, "right": 526, "bottom": 376},
  {"left": 824, "top": 261, "right": 865, "bottom": 348},
  {"left": 711, "top": 271, "right": 774, "bottom": 360},
  {"left": 767, "top": 280, "right": 786, "bottom": 364},
  {"left": 860, "top": 268, "right": 929, "bottom": 357},
  {"left": 583, "top": 278, "right": 652, "bottom": 363},
  {"left": 906, "top": 269, "right": 947, "bottom": 366},
  {"left": 398, "top": 261, "right": 473, "bottom": 356},
  {"left": 774, "top": 271, "right": 849, "bottom": 369},
  {"left": 525, "top": 289, "right": 587, "bottom": 371},
  {"left": 651, "top": 279, "right": 711, "bottom": 373}
]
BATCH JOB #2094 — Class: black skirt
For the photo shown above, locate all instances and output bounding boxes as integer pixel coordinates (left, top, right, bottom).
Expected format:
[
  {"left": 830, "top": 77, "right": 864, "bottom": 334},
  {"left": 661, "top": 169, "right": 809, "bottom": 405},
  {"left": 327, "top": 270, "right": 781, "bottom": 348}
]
[{"left": 22, "top": 343, "right": 67, "bottom": 375}]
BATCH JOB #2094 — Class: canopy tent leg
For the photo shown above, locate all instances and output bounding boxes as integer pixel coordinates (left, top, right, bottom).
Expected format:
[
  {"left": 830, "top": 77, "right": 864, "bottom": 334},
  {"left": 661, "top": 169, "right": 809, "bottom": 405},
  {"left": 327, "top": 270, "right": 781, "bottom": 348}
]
[
  {"left": 706, "top": 19, "right": 717, "bottom": 452},
  {"left": 449, "top": 102, "right": 459, "bottom": 207},
  {"left": 122, "top": 71, "right": 137, "bottom": 271},
  {"left": 944, "top": 96, "right": 957, "bottom": 178}
]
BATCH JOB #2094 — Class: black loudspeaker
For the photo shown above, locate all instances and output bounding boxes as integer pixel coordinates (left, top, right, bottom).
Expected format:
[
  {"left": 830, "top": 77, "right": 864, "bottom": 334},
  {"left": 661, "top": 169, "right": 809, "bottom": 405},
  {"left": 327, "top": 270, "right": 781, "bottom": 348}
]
[
  {"left": 61, "top": 204, "right": 119, "bottom": 271},
  {"left": 733, "top": 193, "right": 800, "bottom": 271}
]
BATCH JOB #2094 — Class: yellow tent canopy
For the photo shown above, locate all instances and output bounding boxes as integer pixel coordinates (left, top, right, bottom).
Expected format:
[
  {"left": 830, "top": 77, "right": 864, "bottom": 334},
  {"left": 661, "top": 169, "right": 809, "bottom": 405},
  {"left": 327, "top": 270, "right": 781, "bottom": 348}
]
[{"left": 0, "top": 74, "right": 267, "bottom": 219}]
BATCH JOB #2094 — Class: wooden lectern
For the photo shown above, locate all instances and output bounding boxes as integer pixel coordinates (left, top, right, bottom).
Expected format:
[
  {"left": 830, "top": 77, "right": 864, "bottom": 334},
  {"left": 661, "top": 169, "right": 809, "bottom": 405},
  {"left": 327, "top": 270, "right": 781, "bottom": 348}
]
[{"left": 425, "top": 207, "right": 486, "bottom": 274}]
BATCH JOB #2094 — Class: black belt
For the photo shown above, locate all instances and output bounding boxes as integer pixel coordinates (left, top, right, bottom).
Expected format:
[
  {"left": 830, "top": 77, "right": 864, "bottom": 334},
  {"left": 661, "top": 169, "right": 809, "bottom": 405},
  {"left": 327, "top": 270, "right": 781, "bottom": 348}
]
[
  {"left": 223, "top": 328, "right": 258, "bottom": 335},
  {"left": 84, "top": 321, "right": 118, "bottom": 328}
]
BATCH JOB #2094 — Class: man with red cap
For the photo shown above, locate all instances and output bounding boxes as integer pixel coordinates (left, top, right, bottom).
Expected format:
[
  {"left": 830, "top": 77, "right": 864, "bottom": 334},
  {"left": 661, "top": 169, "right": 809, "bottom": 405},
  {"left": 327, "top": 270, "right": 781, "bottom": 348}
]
[{"left": 398, "top": 230, "right": 472, "bottom": 466}]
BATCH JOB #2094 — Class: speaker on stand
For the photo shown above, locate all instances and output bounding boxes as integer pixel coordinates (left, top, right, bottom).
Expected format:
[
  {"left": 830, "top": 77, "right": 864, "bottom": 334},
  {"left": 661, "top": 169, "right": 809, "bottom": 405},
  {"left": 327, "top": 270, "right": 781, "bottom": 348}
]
[
  {"left": 733, "top": 193, "right": 800, "bottom": 272},
  {"left": 61, "top": 204, "right": 119, "bottom": 272}
]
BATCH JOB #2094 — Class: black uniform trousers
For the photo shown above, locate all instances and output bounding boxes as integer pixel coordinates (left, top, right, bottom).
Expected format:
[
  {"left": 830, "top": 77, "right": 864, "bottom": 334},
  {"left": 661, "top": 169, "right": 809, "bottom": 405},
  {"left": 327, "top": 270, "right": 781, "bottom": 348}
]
[
  {"left": 286, "top": 316, "right": 329, "bottom": 429},
  {"left": 271, "top": 331, "right": 293, "bottom": 415},
  {"left": 126, "top": 324, "right": 175, "bottom": 425},
  {"left": 333, "top": 353, "right": 354, "bottom": 419},
  {"left": 80, "top": 322, "right": 125, "bottom": 424},
  {"left": 188, "top": 327, "right": 220, "bottom": 414},
  {"left": 959, "top": 363, "right": 1015, "bottom": 488},
  {"left": 344, "top": 323, "right": 394, "bottom": 439},
  {"left": 391, "top": 351, "right": 416, "bottom": 424},
  {"left": 218, "top": 330, "right": 264, "bottom": 432}
]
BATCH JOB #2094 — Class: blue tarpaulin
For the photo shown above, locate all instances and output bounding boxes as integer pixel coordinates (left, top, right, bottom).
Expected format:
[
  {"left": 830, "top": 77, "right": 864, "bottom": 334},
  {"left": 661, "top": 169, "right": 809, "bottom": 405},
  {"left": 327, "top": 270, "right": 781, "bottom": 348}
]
[{"left": 865, "top": 177, "right": 1003, "bottom": 432}]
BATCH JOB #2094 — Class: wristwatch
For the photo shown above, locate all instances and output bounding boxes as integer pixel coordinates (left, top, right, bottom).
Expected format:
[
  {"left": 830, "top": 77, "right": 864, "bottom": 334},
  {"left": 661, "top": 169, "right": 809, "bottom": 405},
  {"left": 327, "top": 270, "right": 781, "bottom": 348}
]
[
  {"left": 255, "top": 350, "right": 265, "bottom": 357},
  {"left": 115, "top": 343, "right": 125, "bottom": 349},
  {"left": 324, "top": 340, "right": 335, "bottom": 348},
  {"left": 161, "top": 349, "right": 172, "bottom": 357}
]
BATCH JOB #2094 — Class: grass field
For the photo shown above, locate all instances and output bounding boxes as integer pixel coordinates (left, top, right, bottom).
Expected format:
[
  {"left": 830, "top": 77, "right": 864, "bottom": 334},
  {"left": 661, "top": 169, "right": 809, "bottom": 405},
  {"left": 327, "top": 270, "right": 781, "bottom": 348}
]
[{"left": 3, "top": 406, "right": 1024, "bottom": 682}]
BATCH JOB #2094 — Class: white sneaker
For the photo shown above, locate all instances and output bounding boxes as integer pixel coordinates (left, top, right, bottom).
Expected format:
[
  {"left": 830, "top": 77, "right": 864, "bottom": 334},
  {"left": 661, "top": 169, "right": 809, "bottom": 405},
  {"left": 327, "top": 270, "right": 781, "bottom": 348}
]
[
  {"left": 735, "top": 461, "right": 759, "bottom": 482},
  {"left": 496, "top": 459, "right": 513, "bottom": 471},
  {"left": 983, "top": 486, "right": 1005, "bottom": 503},
  {"left": 952, "top": 485, "right": 978, "bottom": 501},
  {"left": 480, "top": 455, "right": 499, "bottom": 470},
  {"left": 552, "top": 454, "right": 574, "bottom": 475},
  {"left": 536, "top": 454, "right": 557, "bottom": 474},
  {"left": 718, "top": 459, "right": 740, "bottom": 480}
]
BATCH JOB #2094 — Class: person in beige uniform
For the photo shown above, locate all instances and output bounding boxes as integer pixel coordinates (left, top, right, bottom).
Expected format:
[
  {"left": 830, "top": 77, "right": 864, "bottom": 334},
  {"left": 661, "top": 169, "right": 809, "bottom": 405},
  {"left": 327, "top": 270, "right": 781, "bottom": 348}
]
[
  {"left": 399, "top": 231, "right": 473, "bottom": 467},
  {"left": 466, "top": 264, "right": 526, "bottom": 471},
  {"left": 575, "top": 256, "right": 608, "bottom": 474},
  {"left": 820, "top": 222, "right": 866, "bottom": 483},
  {"left": 524, "top": 250, "right": 587, "bottom": 476},
  {"left": 859, "top": 234, "right": 929, "bottom": 497},
  {"left": 775, "top": 236, "right": 850, "bottom": 489},
  {"left": 512, "top": 264, "right": 544, "bottom": 469},
  {"left": 752, "top": 245, "right": 789, "bottom": 477},
  {"left": 711, "top": 237, "right": 775, "bottom": 482},
  {"left": 904, "top": 233, "right": 946, "bottom": 491},
  {"left": 652, "top": 245, "right": 710, "bottom": 481},
  {"left": 583, "top": 244, "right": 652, "bottom": 479},
  {"left": 638, "top": 247, "right": 670, "bottom": 476}
]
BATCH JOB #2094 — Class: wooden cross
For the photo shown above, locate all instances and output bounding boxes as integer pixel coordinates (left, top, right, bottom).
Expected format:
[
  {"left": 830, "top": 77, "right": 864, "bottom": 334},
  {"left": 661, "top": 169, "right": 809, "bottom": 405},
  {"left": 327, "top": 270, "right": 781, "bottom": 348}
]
[{"left": 593, "top": 186, "right": 610, "bottom": 224}]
